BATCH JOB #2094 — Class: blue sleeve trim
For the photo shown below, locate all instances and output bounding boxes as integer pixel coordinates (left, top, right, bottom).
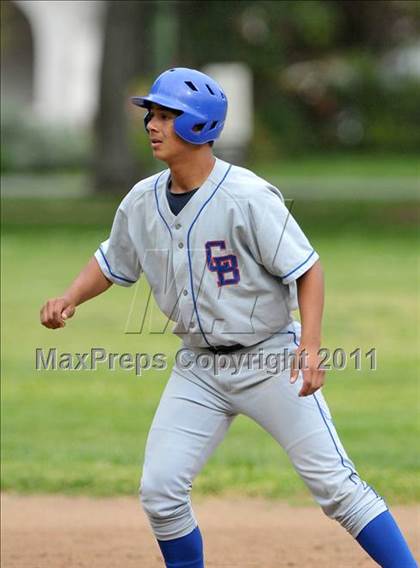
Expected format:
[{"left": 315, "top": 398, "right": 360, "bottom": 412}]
[
  {"left": 282, "top": 250, "right": 316, "bottom": 281},
  {"left": 98, "top": 247, "right": 136, "bottom": 284}
]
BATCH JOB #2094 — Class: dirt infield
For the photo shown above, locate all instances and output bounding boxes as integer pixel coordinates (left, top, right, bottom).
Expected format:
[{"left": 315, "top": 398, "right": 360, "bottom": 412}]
[{"left": 1, "top": 494, "right": 419, "bottom": 567}]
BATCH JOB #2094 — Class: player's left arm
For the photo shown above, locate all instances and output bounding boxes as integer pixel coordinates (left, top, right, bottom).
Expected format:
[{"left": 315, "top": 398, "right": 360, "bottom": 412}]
[{"left": 290, "top": 259, "right": 325, "bottom": 397}]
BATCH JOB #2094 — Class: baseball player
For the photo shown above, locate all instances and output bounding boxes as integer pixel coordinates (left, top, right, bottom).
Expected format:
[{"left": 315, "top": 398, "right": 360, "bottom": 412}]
[{"left": 40, "top": 68, "right": 417, "bottom": 568}]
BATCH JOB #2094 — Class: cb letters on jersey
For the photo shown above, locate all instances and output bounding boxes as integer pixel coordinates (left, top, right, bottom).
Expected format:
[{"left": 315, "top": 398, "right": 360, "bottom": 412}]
[{"left": 205, "top": 240, "right": 240, "bottom": 287}]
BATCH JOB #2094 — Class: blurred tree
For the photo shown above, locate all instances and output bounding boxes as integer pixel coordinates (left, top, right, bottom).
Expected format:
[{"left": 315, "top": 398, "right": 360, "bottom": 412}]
[
  {"left": 3, "top": 0, "right": 419, "bottom": 176},
  {"left": 176, "top": 0, "right": 420, "bottom": 157},
  {"left": 0, "top": 0, "right": 34, "bottom": 108},
  {"left": 176, "top": 0, "right": 343, "bottom": 155},
  {"left": 93, "top": 0, "right": 156, "bottom": 194},
  {"left": 153, "top": 1, "right": 179, "bottom": 74},
  {"left": 93, "top": 0, "right": 419, "bottom": 184}
]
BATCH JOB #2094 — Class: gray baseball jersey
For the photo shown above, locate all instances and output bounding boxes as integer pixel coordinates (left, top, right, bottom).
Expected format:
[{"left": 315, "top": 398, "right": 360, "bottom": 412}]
[{"left": 94, "top": 157, "right": 319, "bottom": 348}]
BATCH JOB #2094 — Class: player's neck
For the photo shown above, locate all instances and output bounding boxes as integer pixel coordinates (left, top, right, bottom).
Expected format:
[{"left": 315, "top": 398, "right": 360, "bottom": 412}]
[{"left": 167, "top": 151, "right": 215, "bottom": 194}]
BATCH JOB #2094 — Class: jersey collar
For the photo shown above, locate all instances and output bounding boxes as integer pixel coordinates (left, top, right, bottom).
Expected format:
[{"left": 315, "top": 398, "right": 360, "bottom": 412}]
[{"left": 157, "top": 157, "right": 231, "bottom": 225}]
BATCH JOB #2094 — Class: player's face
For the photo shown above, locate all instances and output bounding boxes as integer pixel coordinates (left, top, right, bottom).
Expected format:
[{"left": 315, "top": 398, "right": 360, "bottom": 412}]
[{"left": 146, "top": 104, "right": 189, "bottom": 162}]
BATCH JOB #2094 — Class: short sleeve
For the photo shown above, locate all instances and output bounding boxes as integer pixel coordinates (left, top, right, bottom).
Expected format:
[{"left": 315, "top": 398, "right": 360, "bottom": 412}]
[
  {"left": 247, "top": 185, "right": 319, "bottom": 285},
  {"left": 94, "top": 207, "right": 141, "bottom": 287}
]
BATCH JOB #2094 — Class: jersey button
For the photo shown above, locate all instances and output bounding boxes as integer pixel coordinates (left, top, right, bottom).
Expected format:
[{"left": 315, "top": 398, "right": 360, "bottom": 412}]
[
  {"left": 178, "top": 242, "right": 184, "bottom": 249},
  {"left": 175, "top": 223, "right": 182, "bottom": 230},
  {"left": 189, "top": 322, "right": 194, "bottom": 328},
  {"left": 183, "top": 289, "right": 188, "bottom": 296}
]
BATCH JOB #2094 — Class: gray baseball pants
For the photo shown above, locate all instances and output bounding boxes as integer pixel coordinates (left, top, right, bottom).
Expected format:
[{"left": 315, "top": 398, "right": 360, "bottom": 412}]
[{"left": 140, "top": 324, "right": 387, "bottom": 541}]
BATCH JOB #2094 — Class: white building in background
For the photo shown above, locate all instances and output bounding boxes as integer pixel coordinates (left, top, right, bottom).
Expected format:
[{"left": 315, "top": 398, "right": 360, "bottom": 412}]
[
  {"left": 2, "top": 0, "right": 106, "bottom": 126},
  {"left": 204, "top": 63, "right": 253, "bottom": 149}
]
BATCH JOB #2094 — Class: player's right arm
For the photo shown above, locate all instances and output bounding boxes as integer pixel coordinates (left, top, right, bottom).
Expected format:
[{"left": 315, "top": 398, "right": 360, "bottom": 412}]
[{"left": 40, "top": 257, "right": 112, "bottom": 329}]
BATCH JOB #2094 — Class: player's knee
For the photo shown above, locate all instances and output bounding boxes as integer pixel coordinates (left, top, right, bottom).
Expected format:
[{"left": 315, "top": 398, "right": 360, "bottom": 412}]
[
  {"left": 139, "top": 466, "right": 188, "bottom": 521},
  {"left": 321, "top": 495, "right": 352, "bottom": 523},
  {"left": 318, "top": 478, "right": 385, "bottom": 536},
  {"left": 319, "top": 475, "right": 361, "bottom": 520},
  {"left": 139, "top": 469, "right": 163, "bottom": 517}
]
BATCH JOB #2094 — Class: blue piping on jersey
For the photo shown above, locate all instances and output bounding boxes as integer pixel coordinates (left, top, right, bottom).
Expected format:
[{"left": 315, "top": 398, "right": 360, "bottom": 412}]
[
  {"left": 154, "top": 171, "right": 173, "bottom": 239},
  {"left": 282, "top": 250, "right": 316, "bottom": 281},
  {"left": 187, "top": 164, "right": 233, "bottom": 348},
  {"left": 98, "top": 247, "right": 136, "bottom": 284}
]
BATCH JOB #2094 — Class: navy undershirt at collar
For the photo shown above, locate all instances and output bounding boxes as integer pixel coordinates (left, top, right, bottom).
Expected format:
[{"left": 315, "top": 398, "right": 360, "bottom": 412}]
[{"left": 166, "top": 178, "right": 199, "bottom": 216}]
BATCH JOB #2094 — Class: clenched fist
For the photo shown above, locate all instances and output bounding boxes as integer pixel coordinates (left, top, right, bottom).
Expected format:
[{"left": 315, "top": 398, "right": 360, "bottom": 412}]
[
  {"left": 40, "top": 296, "right": 76, "bottom": 329},
  {"left": 39, "top": 257, "right": 113, "bottom": 330}
]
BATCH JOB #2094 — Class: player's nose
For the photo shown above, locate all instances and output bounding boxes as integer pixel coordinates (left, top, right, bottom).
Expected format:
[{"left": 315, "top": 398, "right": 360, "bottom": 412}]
[
  {"left": 146, "top": 114, "right": 160, "bottom": 132},
  {"left": 147, "top": 124, "right": 161, "bottom": 140}
]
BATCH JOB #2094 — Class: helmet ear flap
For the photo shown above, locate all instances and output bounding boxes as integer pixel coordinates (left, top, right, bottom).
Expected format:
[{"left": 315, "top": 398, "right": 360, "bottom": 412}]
[{"left": 174, "top": 111, "right": 223, "bottom": 145}]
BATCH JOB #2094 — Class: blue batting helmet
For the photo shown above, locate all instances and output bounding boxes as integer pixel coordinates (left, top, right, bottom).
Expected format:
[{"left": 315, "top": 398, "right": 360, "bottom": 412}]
[{"left": 131, "top": 67, "right": 228, "bottom": 145}]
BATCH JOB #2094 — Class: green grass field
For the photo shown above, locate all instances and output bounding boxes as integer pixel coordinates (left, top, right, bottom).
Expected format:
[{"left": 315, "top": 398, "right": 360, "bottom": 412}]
[
  {"left": 2, "top": 153, "right": 419, "bottom": 200},
  {"left": 1, "top": 177, "right": 419, "bottom": 503}
]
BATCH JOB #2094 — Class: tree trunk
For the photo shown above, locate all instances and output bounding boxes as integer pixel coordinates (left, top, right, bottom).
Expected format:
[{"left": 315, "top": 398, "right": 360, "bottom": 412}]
[{"left": 92, "top": 1, "right": 155, "bottom": 195}]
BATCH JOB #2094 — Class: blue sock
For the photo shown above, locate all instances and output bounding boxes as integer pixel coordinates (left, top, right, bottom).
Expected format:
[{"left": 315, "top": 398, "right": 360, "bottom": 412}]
[
  {"left": 157, "top": 526, "right": 204, "bottom": 568},
  {"left": 356, "top": 510, "right": 417, "bottom": 567}
]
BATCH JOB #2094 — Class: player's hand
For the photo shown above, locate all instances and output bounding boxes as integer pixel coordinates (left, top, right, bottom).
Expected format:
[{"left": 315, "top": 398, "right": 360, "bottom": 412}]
[
  {"left": 40, "top": 296, "right": 76, "bottom": 329},
  {"left": 290, "top": 344, "right": 325, "bottom": 397}
]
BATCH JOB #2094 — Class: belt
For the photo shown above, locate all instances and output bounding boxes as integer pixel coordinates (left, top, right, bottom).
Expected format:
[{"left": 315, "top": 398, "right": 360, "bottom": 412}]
[
  {"left": 206, "top": 343, "right": 244, "bottom": 355},
  {"left": 205, "top": 334, "right": 275, "bottom": 355}
]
